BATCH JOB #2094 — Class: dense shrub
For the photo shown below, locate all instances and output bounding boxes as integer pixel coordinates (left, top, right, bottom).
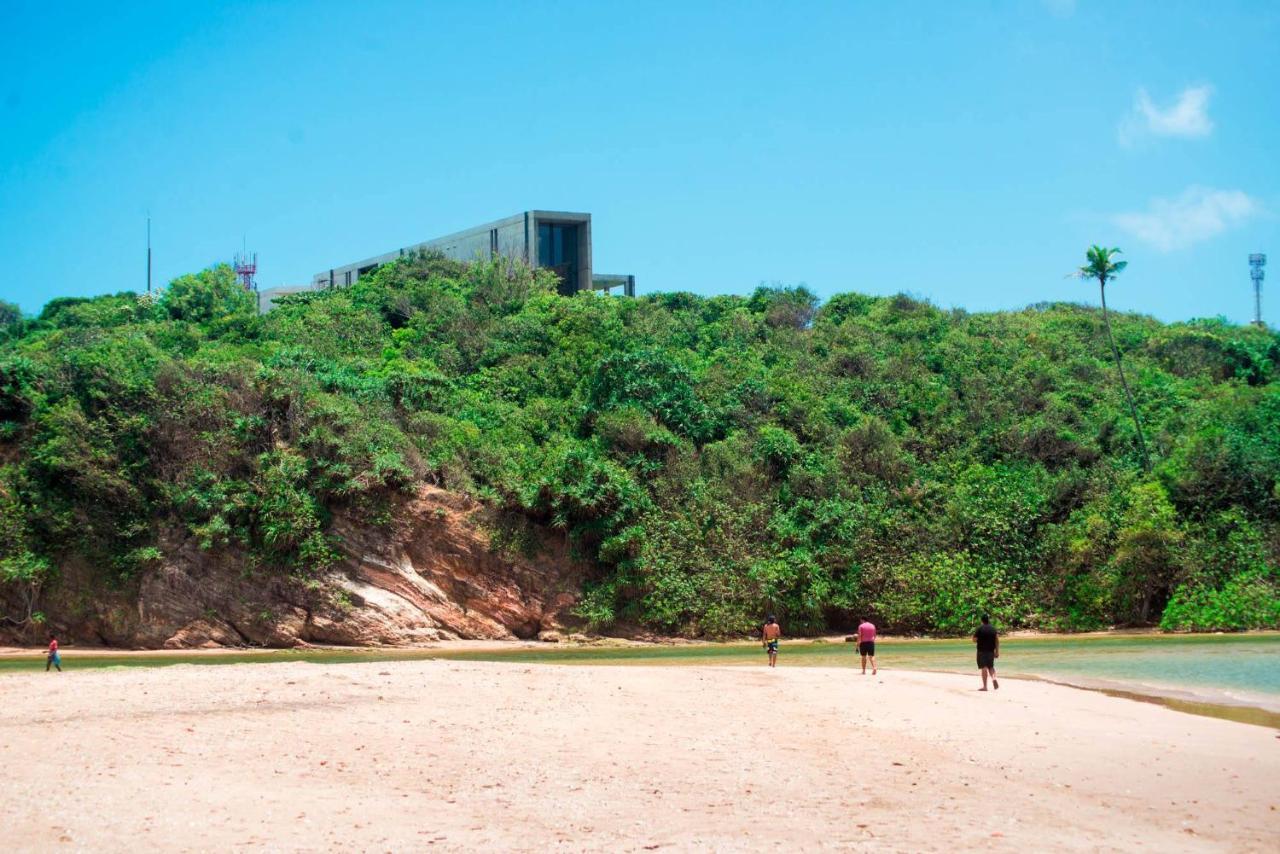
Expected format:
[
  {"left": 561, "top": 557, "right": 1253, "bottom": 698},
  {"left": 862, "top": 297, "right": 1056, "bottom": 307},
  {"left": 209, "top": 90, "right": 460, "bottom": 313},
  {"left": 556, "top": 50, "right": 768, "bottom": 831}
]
[
  {"left": 2, "top": 256, "right": 1278, "bottom": 636},
  {"left": 1159, "top": 571, "right": 1280, "bottom": 631}
]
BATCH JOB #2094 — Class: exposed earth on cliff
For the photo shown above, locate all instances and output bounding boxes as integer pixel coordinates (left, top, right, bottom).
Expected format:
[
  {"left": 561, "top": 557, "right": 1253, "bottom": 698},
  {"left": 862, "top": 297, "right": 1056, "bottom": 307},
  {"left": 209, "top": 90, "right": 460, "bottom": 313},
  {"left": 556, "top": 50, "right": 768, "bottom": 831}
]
[{"left": 3, "top": 486, "right": 587, "bottom": 648}]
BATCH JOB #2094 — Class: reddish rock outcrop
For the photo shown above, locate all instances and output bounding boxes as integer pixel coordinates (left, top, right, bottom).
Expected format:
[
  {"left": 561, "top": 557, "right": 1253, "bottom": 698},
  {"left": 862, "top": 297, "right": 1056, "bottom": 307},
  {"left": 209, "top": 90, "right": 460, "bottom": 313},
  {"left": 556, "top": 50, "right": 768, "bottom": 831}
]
[
  {"left": 309, "top": 486, "right": 586, "bottom": 645},
  {"left": 7, "top": 486, "right": 587, "bottom": 648}
]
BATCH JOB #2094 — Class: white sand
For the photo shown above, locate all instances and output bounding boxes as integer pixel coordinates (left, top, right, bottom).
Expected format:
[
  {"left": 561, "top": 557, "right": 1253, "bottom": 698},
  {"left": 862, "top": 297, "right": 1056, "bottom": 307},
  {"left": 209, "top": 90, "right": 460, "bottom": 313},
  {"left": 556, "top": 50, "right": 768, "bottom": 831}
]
[{"left": 1, "top": 660, "right": 1276, "bottom": 851}]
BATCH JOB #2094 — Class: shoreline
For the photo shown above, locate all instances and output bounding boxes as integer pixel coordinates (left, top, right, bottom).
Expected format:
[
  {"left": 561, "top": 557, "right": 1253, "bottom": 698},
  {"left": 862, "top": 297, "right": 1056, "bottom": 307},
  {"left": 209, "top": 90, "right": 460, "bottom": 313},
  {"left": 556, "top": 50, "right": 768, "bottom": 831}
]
[
  {"left": 4, "top": 632, "right": 1278, "bottom": 730},
  {"left": 985, "top": 672, "right": 1280, "bottom": 729},
  {"left": 0, "top": 637, "right": 543, "bottom": 658},
  {"left": 813, "top": 665, "right": 1280, "bottom": 730},
  {"left": 5, "top": 626, "right": 1277, "bottom": 657}
]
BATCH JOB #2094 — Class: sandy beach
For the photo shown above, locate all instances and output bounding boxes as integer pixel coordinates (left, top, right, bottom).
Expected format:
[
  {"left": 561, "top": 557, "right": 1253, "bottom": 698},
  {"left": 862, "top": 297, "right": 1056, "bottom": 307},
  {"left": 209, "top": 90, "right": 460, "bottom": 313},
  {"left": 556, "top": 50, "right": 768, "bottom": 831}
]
[{"left": 2, "top": 659, "right": 1277, "bottom": 852}]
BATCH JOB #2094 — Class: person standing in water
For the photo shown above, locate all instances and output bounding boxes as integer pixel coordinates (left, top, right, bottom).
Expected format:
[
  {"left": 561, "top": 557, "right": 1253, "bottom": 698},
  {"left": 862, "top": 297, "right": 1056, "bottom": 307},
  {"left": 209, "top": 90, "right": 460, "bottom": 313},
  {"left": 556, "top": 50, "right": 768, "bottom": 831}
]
[
  {"left": 45, "top": 633, "right": 61, "bottom": 673},
  {"left": 761, "top": 615, "right": 781, "bottom": 668},
  {"left": 974, "top": 615, "right": 998, "bottom": 690},
  {"left": 856, "top": 617, "right": 877, "bottom": 675}
]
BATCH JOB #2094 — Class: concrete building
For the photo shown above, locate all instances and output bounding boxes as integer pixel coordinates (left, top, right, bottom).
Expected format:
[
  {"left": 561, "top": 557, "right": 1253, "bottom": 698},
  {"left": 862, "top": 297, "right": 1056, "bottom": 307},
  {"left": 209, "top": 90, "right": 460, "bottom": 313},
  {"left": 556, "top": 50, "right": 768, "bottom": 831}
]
[
  {"left": 311, "top": 210, "right": 634, "bottom": 298},
  {"left": 256, "top": 284, "right": 317, "bottom": 313}
]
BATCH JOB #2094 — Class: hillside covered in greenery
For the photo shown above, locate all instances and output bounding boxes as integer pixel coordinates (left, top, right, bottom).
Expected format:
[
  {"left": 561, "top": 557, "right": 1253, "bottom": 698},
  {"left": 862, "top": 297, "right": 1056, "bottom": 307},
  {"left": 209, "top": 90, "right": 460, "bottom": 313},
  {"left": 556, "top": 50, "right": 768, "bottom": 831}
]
[{"left": 2, "top": 255, "right": 1278, "bottom": 637}]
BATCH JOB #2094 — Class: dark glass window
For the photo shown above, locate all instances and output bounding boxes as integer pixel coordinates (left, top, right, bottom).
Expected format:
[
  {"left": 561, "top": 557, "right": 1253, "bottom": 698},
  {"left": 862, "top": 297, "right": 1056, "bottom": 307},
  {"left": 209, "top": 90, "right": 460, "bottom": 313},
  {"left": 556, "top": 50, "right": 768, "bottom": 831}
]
[
  {"left": 537, "top": 222, "right": 580, "bottom": 295},
  {"left": 537, "top": 223, "right": 578, "bottom": 267},
  {"left": 537, "top": 224, "right": 551, "bottom": 265}
]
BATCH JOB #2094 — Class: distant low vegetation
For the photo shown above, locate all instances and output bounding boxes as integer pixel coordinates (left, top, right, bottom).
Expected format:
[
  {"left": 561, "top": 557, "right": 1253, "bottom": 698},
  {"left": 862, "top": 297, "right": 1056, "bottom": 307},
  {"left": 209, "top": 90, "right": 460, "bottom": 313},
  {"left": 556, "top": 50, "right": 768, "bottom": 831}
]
[{"left": 2, "top": 254, "right": 1278, "bottom": 636}]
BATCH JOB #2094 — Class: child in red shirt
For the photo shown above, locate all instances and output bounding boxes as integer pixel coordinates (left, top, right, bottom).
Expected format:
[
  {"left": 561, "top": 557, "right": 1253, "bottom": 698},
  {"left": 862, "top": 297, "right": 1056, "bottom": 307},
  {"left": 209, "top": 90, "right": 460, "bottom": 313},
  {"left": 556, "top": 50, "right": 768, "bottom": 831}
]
[{"left": 46, "top": 634, "right": 61, "bottom": 672}]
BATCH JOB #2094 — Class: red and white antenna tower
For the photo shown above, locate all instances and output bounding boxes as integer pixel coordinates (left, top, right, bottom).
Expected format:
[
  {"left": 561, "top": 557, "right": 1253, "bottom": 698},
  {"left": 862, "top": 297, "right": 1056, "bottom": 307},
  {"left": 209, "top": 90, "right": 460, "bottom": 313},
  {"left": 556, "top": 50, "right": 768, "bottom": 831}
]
[{"left": 234, "top": 251, "right": 258, "bottom": 292}]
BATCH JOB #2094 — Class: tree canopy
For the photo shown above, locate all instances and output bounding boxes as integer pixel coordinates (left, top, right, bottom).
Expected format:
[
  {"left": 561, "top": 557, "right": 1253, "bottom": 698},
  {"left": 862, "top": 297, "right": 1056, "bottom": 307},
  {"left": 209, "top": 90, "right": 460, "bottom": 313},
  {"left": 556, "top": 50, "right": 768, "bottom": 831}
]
[{"left": 1, "top": 254, "right": 1277, "bottom": 635}]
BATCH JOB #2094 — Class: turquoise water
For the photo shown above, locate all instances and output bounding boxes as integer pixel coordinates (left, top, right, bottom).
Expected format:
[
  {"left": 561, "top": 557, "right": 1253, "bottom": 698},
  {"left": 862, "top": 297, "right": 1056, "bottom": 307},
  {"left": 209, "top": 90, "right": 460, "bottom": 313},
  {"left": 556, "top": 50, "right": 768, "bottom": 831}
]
[
  {"left": 439, "top": 633, "right": 1280, "bottom": 707},
  {"left": 4, "top": 633, "right": 1278, "bottom": 719}
]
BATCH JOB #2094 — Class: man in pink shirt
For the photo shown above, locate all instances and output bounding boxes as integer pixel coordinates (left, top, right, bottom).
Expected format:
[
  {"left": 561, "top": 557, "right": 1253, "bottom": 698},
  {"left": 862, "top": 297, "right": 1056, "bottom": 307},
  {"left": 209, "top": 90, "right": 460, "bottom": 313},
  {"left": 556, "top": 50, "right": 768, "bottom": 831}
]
[{"left": 856, "top": 618, "right": 877, "bottom": 675}]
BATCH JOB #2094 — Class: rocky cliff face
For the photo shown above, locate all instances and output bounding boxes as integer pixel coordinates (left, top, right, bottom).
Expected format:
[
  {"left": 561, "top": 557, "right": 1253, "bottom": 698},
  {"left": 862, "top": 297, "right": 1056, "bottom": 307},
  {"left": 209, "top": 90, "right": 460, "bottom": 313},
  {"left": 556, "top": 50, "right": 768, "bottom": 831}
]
[{"left": 14, "top": 487, "right": 587, "bottom": 649}]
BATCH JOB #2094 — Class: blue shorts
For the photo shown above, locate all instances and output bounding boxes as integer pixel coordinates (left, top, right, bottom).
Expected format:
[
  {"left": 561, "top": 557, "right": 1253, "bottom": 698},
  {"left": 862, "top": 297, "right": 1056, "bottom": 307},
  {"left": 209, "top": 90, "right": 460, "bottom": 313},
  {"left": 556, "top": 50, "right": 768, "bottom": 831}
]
[{"left": 765, "top": 640, "right": 779, "bottom": 654}]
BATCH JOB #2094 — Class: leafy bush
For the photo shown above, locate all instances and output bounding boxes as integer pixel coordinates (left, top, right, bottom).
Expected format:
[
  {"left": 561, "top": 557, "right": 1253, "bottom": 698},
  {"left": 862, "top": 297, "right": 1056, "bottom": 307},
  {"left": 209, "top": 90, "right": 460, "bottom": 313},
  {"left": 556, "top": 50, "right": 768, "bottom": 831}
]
[
  {"left": 2, "top": 255, "right": 1278, "bottom": 636},
  {"left": 161, "top": 265, "right": 256, "bottom": 325},
  {"left": 1160, "top": 571, "right": 1280, "bottom": 631},
  {"left": 586, "top": 350, "right": 720, "bottom": 443},
  {"left": 872, "top": 551, "right": 1028, "bottom": 634}
]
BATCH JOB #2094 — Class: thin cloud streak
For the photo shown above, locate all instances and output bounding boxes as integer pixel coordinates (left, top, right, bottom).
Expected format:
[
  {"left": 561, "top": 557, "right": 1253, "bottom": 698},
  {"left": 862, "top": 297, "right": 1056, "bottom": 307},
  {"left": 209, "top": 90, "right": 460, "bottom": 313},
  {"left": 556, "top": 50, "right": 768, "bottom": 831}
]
[
  {"left": 1119, "top": 85, "right": 1214, "bottom": 146},
  {"left": 1111, "top": 186, "right": 1260, "bottom": 252}
]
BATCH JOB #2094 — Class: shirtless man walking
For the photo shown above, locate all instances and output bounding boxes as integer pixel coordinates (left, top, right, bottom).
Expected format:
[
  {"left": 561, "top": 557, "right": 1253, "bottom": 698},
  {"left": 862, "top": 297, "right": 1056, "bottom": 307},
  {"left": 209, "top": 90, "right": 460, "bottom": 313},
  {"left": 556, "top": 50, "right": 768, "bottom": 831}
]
[{"left": 762, "top": 615, "right": 781, "bottom": 668}]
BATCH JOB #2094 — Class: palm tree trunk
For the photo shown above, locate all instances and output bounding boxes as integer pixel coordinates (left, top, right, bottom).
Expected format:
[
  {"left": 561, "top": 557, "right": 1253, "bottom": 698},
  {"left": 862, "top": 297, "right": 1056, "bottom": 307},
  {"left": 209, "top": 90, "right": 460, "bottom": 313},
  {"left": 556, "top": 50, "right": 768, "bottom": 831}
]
[{"left": 1099, "top": 282, "right": 1150, "bottom": 471}]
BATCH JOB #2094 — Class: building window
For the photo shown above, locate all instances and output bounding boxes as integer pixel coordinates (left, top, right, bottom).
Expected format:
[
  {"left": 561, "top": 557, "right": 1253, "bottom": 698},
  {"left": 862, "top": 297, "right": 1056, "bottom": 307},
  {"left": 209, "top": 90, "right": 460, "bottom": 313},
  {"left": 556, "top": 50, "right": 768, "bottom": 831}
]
[
  {"left": 537, "top": 223, "right": 578, "bottom": 267},
  {"left": 537, "top": 222, "right": 580, "bottom": 295}
]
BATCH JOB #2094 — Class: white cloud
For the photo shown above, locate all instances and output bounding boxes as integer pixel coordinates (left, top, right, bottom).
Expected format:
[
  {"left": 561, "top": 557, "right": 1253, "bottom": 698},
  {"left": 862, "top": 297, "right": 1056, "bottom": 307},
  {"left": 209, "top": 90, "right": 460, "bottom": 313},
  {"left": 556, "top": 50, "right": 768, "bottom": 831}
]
[
  {"left": 1111, "top": 186, "right": 1261, "bottom": 252},
  {"left": 1119, "top": 85, "right": 1214, "bottom": 146}
]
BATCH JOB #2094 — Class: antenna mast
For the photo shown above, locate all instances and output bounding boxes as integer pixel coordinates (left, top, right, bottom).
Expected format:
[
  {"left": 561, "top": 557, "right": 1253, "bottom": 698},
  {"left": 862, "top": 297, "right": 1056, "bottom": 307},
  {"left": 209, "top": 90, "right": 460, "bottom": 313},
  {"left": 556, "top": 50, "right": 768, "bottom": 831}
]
[
  {"left": 146, "top": 216, "right": 152, "bottom": 294},
  {"left": 1250, "top": 254, "right": 1267, "bottom": 327},
  {"left": 234, "top": 250, "right": 258, "bottom": 293}
]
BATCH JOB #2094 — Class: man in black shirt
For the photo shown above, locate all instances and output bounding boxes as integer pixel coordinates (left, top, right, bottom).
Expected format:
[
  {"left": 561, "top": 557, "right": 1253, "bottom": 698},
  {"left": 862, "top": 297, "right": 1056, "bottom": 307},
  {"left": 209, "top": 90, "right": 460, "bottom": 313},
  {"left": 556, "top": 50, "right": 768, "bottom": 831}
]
[{"left": 973, "top": 615, "right": 999, "bottom": 691}]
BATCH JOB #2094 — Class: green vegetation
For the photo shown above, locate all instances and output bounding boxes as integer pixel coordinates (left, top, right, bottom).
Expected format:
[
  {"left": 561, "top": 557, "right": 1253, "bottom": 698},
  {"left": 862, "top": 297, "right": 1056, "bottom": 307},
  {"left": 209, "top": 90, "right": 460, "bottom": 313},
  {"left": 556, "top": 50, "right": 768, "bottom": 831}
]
[{"left": 2, "top": 255, "right": 1278, "bottom": 636}]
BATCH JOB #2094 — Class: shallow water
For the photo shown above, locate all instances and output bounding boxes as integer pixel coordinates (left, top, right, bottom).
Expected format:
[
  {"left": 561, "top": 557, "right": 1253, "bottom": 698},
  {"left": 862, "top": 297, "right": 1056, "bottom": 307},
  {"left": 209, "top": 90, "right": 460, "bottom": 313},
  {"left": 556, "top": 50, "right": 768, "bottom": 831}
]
[
  {"left": 5, "top": 633, "right": 1278, "bottom": 726},
  {"left": 442, "top": 633, "right": 1280, "bottom": 712}
]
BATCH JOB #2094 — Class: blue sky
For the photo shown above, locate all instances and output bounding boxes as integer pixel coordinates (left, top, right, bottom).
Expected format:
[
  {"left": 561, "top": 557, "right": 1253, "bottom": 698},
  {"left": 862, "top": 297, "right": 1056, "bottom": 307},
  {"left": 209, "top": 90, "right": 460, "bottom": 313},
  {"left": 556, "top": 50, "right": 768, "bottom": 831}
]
[{"left": 2, "top": 0, "right": 1277, "bottom": 323}]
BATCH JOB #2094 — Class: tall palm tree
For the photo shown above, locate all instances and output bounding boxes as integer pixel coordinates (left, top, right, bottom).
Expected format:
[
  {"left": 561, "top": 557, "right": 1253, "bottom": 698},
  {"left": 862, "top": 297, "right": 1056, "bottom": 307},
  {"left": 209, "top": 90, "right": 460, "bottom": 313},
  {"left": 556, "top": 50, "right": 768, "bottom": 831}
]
[{"left": 1076, "top": 245, "right": 1150, "bottom": 471}]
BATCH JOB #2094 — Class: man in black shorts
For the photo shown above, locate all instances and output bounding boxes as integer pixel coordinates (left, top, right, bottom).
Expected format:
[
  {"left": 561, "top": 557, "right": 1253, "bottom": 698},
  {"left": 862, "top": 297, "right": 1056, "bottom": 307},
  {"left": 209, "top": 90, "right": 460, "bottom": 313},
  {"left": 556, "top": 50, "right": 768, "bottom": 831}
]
[
  {"left": 974, "top": 614, "right": 999, "bottom": 691},
  {"left": 762, "top": 614, "right": 781, "bottom": 667},
  {"left": 856, "top": 617, "right": 877, "bottom": 675}
]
